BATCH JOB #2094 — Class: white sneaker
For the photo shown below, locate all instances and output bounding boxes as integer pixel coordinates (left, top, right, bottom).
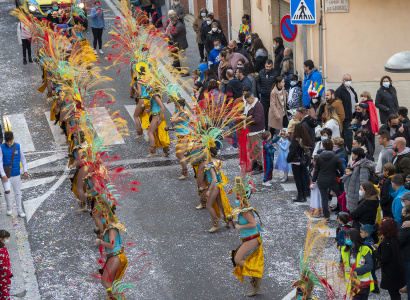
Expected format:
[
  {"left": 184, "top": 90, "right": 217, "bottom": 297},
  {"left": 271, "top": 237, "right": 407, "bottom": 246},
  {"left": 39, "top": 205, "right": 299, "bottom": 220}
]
[
  {"left": 99, "top": 49, "right": 104, "bottom": 54},
  {"left": 93, "top": 49, "right": 97, "bottom": 54},
  {"left": 280, "top": 177, "right": 288, "bottom": 183},
  {"left": 18, "top": 211, "right": 26, "bottom": 218},
  {"left": 270, "top": 179, "right": 278, "bottom": 183},
  {"left": 6, "top": 210, "right": 12, "bottom": 216},
  {"left": 262, "top": 181, "right": 272, "bottom": 187}
]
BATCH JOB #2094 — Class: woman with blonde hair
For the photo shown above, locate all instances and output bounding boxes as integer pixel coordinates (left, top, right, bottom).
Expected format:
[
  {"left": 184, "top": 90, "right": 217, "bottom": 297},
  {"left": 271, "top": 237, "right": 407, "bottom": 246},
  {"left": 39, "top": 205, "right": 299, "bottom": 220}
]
[{"left": 324, "top": 105, "right": 341, "bottom": 138}]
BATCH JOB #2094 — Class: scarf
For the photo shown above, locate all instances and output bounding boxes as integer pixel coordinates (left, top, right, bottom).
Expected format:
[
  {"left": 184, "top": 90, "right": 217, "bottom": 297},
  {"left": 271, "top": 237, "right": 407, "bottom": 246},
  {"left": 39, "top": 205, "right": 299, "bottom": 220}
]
[
  {"left": 351, "top": 158, "right": 364, "bottom": 169},
  {"left": 379, "top": 174, "right": 393, "bottom": 189}
]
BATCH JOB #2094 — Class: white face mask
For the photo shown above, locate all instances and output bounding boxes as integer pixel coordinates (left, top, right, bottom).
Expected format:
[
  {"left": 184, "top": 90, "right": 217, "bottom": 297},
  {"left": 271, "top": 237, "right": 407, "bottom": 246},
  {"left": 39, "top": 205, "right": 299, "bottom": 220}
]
[
  {"left": 345, "top": 81, "right": 351, "bottom": 87},
  {"left": 206, "top": 21, "right": 212, "bottom": 25},
  {"left": 312, "top": 98, "right": 318, "bottom": 104},
  {"left": 212, "top": 27, "right": 217, "bottom": 32},
  {"left": 4, "top": 239, "right": 9, "bottom": 244}
]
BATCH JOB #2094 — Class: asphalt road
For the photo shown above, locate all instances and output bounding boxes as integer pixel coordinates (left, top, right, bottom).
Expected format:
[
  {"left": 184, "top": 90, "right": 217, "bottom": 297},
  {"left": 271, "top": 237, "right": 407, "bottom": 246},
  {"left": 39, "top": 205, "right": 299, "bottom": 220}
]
[{"left": 0, "top": 0, "right": 403, "bottom": 299}]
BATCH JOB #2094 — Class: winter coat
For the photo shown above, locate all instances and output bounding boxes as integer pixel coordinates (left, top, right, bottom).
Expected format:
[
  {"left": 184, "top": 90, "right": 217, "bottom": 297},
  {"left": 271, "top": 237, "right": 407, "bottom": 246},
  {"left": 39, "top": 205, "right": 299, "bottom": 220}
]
[
  {"left": 155, "top": 0, "right": 165, "bottom": 7},
  {"left": 247, "top": 74, "right": 258, "bottom": 97},
  {"left": 225, "top": 78, "right": 243, "bottom": 100},
  {"left": 373, "top": 237, "right": 406, "bottom": 290},
  {"left": 324, "top": 98, "right": 345, "bottom": 125},
  {"left": 302, "top": 67, "right": 323, "bottom": 108},
  {"left": 379, "top": 176, "right": 393, "bottom": 218},
  {"left": 217, "top": 53, "right": 248, "bottom": 80},
  {"left": 287, "top": 138, "right": 308, "bottom": 164},
  {"left": 349, "top": 195, "right": 379, "bottom": 229},
  {"left": 256, "top": 68, "right": 276, "bottom": 99},
  {"left": 379, "top": 122, "right": 410, "bottom": 147},
  {"left": 234, "top": 44, "right": 251, "bottom": 62},
  {"left": 245, "top": 100, "right": 265, "bottom": 133},
  {"left": 323, "top": 119, "right": 340, "bottom": 138},
  {"left": 273, "top": 45, "right": 284, "bottom": 78},
  {"left": 169, "top": 20, "right": 188, "bottom": 50},
  {"left": 300, "top": 115, "right": 318, "bottom": 150},
  {"left": 392, "top": 148, "right": 410, "bottom": 180},
  {"left": 200, "top": 23, "right": 212, "bottom": 45},
  {"left": 193, "top": 16, "right": 204, "bottom": 44},
  {"left": 376, "top": 141, "right": 394, "bottom": 173},
  {"left": 170, "top": 3, "right": 185, "bottom": 20},
  {"left": 239, "top": 76, "right": 252, "bottom": 90},
  {"left": 254, "top": 49, "right": 268, "bottom": 73},
  {"left": 334, "top": 84, "right": 358, "bottom": 121},
  {"left": 268, "top": 86, "right": 288, "bottom": 130},
  {"left": 342, "top": 158, "right": 376, "bottom": 211},
  {"left": 334, "top": 148, "right": 348, "bottom": 166},
  {"left": 205, "top": 29, "right": 227, "bottom": 54},
  {"left": 287, "top": 83, "right": 302, "bottom": 110},
  {"left": 312, "top": 150, "right": 345, "bottom": 187},
  {"left": 391, "top": 185, "right": 408, "bottom": 227},
  {"left": 399, "top": 216, "right": 410, "bottom": 261},
  {"left": 375, "top": 85, "right": 398, "bottom": 124}
]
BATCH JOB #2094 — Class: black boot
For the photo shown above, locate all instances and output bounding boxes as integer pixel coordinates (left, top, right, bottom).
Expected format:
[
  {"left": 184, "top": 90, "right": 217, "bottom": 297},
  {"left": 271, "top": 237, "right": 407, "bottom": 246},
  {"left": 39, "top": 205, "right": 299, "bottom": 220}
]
[
  {"left": 28, "top": 57, "right": 33, "bottom": 63},
  {"left": 23, "top": 58, "right": 27, "bottom": 65},
  {"left": 252, "top": 164, "right": 263, "bottom": 175},
  {"left": 293, "top": 192, "right": 306, "bottom": 202},
  {"left": 302, "top": 191, "right": 307, "bottom": 202},
  {"left": 372, "top": 283, "right": 380, "bottom": 294},
  {"left": 331, "top": 202, "right": 341, "bottom": 212}
]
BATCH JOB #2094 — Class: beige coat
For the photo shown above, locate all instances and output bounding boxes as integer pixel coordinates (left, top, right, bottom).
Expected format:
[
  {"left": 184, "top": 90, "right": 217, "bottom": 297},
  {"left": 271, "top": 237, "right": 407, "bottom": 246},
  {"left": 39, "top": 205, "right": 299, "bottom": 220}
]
[
  {"left": 269, "top": 86, "right": 288, "bottom": 129},
  {"left": 193, "top": 16, "right": 204, "bottom": 44}
]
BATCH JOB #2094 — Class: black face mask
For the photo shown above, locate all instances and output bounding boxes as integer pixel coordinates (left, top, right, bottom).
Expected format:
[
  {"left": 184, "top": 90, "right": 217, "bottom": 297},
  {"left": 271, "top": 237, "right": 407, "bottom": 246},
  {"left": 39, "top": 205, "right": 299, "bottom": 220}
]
[
  {"left": 391, "top": 125, "right": 398, "bottom": 129},
  {"left": 404, "top": 181, "right": 410, "bottom": 190},
  {"left": 394, "top": 147, "right": 399, "bottom": 153}
]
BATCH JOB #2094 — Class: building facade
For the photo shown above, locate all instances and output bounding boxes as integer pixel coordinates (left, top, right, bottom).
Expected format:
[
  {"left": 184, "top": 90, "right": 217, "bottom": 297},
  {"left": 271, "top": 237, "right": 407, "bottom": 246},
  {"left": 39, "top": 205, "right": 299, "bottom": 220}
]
[{"left": 230, "top": 0, "right": 410, "bottom": 107}]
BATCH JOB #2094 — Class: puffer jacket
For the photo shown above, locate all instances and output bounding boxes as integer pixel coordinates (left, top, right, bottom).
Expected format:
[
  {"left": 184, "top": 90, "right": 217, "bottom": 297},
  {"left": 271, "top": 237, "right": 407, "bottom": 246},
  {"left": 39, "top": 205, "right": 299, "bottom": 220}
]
[
  {"left": 312, "top": 150, "right": 345, "bottom": 187},
  {"left": 342, "top": 158, "right": 376, "bottom": 211},
  {"left": 302, "top": 67, "right": 323, "bottom": 108},
  {"left": 350, "top": 195, "right": 379, "bottom": 229},
  {"left": 256, "top": 68, "right": 276, "bottom": 98}
]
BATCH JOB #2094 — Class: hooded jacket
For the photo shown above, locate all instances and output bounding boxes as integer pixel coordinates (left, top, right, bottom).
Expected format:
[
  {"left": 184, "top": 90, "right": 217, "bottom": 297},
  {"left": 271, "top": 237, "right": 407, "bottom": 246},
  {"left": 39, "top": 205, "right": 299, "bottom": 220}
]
[
  {"left": 312, "top": 150, "right": 345, "bottom": 187},
  {"left": 350, "top": 195, "right": 379, "bottom": 229},
  {"left": 300, "top": 115, "right": 318, "bottom": 150},
  {"left": 342, "top": 158, "right": 376, "bottom": 211},
  {"left": 302, "top": 67, "right": 323, "bottom": 107},
  {"left": 376, "top": 141, "right": 394, "bottom": 173},
  {"left": 399, "top": 215, "right": 410, "bottom": 261},
  {"left": 392, "top": 147, "right": 410, "bottom": 180},
  {"left": 225, "top": 78, "right": 243, "bottom": 100},
  {"left": 391, "top": 185, "right": 408, "bottom": 227}
]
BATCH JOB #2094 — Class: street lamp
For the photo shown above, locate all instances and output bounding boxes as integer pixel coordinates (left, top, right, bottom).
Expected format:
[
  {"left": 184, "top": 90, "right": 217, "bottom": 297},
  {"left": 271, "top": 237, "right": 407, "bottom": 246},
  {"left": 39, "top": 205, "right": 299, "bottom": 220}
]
[{"left": 385, "top": 51, "right": 410, "bottom": 73}]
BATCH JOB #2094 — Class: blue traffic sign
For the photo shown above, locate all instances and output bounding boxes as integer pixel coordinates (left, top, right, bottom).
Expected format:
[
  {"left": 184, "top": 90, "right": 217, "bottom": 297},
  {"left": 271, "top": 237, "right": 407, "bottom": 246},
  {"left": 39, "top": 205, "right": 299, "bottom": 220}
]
[
  {"left": 291, "top": 0, "right": 316, "bottom": 25},
  {"left": 280, "top": 15, "right": 297, "bottom": 42}
]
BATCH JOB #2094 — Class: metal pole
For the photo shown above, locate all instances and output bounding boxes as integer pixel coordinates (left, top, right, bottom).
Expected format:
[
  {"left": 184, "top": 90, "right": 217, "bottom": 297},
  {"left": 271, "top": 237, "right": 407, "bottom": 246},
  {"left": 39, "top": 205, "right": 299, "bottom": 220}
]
[
  {"left": 226, "top": 0, "right": 231, "bottom": 41},
  {"left": 302, "top": 25, "right": 307, "bottom": 62},
  {"left": 319, "top": 0, "right": 323, "bottom": 74}
]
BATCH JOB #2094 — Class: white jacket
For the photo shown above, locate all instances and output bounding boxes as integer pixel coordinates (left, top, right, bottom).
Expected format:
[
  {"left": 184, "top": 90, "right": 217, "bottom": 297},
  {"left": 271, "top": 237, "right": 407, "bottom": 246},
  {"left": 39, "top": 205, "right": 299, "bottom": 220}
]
[
  {"left": 324, "top": 119, "right": 340, "bottom": 138},
  {"left": 17, "top": 22, "right": 32, "bottom": 44}
]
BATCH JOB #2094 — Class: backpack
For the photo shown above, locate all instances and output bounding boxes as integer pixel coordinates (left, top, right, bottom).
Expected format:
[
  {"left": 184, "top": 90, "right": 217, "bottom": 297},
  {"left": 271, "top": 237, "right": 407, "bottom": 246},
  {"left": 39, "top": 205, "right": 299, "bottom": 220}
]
[
  {"left": 368, "top": 170, "right": 379, "bottom": 185},
  {"left": 299, "top": 147, "right": 312, "bottom": 167}
]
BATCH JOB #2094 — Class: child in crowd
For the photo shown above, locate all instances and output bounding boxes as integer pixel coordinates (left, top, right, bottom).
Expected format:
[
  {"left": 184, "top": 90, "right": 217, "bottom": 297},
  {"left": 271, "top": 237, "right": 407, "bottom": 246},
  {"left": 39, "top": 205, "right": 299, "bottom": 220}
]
[
  {"left": 193, "top": 81, "right": 203, "bottom": 101},
  {"left": 275, "top": 128, "right": 291, "bottom": 183},
  {"left": 0, "top": 230, "right": 12, "bottom": 300},
  {"left": 191, "top": 69, "right": 201, "bottom": 83},
  {"left": 286, "top": 109, "right": 300, "bottom": 134},
  {"left": 308, "top": 155, "right": 323, "bottom": 218},
  {"left": 262, "top": 131, "right": 280, "bottom": 186},
  {"left": 313, "top": 128, "right": 332, "bottom": 156},
  {"left": 379, "top": 162, "right": 396, "bottom": 218},
  {"left": 287, "top": 74, "right": 302, "bottom": 110},
  {"left": 335, "top": 212, "right": 351, "bottom": 248},
  {"left": 360, "top": 224, "right": 380, "bottom": 293}
]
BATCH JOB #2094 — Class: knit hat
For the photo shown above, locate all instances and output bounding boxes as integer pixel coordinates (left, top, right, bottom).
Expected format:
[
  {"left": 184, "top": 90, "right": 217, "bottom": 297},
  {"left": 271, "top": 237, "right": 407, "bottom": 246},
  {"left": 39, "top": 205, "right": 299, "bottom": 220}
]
[
  {"left": 360, "top": 224, "right": 373, "bottom": 235},
  {"left": 400, "top": 191, "right": 410, "bottom": 201}
]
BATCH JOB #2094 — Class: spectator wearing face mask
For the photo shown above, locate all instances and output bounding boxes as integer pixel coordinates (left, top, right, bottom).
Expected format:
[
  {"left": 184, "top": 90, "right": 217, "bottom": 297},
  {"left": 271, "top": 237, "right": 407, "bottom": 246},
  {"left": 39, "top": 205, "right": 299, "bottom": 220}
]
[
  {"left": 193, "top": 8, "right": 208, "bottom": 62},
  {"left": 238, "top": 14, "right": 251, "bottom": 44},
  {"left": 379, "top": 114, "right": 410, "bottom": 147},
  {"left": 375, "top": 75, "right": 398, "bottom": 125},
  {"left": 208, "top": 39, "right": 222, "bottom": 74},
  {"left": 90, "top": 0, "right": 105, "bottom": 54},
  {"left": 170, "top": 0, "right": 185, "bottom": 22},
  {"left": 287, "top": 75, "right": 302, "bottom": 110},
  {"left": 205, "top": 22, "right": 227, "bottom": 56}
]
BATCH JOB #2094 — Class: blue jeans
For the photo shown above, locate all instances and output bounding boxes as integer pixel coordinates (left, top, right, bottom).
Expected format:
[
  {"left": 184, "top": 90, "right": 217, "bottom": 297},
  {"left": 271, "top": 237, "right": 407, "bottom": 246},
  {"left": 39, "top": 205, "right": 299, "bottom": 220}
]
[{"left": 405, "top": 260, "right": 410, "bottom": 300}]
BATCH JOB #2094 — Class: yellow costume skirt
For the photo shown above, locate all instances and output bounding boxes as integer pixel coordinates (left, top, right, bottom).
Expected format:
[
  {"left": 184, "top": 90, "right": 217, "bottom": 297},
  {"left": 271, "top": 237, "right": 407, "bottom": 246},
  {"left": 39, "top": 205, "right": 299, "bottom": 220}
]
[
  {"left": 80, "top": 39, "right": 98, "bottom": 63},
  {"left": 175, "top": 134, "right": 191, "bottom": 158},
  {"left": 38, "top": 67, "right": 47, "bottom": 93},
  {"left": 71, "top": 169, "right": 79, "bottom": 199},
  {"left": 212, "top": 171, "right": 232, "bottom": 218},
  {"left": 153, "top": 116, "right": 170, "bottom": 149},
  {"left": 113, "top": 252, "right": 128, "bottom": 281},
  {"left": 233, "top": 236, "right": 264, "bottom": 282},
  {"left": 50, "top": 101, "right": 57, "bottom": 121},
  {"left": 139, "top": 98, "right": 151, "bottom": 130}
]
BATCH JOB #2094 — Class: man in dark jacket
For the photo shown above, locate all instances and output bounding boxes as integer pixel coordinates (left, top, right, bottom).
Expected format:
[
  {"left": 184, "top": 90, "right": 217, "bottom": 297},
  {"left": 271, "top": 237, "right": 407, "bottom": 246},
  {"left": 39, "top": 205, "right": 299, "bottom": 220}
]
[
  {"left": 312, "top": 139, "right": 345, "bottom": 219},
  {"left": 392, "top": 137, "right": 410, "bottom": 180},
  {"left": 335, "top": 74, "right": 358, "bottom": 153},
  {"left": 243, "top": 92, "right": 265, "bottom": 174},
  {"left": 225, "top": 69, "right": 243, "bottom": 100},
  {"left": 399, "top": 203, "right": 410, "bottom": 297},
  {"left": 379, "top": 114, "right": 410, "bottom": 147},
  {"left": 169, "top": 15, "right": 189, "bottom": 76},
  {"left": 272, "top": 37, "right": 284, "bottom": 78},
  {"left": 256, "top": 60, "right": 275, "bottom": 130},
  {"left": 236, "top": 68, "right": 252, "bottom": 90},
  {"left": 229, "top": 39, "right": 250, "bottom": 62},
  {"left": 397, "top": 106, "right": 410, "bottom": 132},
  {"left": 200, "top": 14, "right": 221, "bottom": 48},
  {"left": 296, "top": 107, "right": 317, "bottom": 151}
]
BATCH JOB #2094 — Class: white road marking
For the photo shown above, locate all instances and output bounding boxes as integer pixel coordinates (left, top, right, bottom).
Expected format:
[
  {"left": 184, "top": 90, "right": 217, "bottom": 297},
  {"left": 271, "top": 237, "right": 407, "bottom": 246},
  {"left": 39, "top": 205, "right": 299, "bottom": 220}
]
[
  {"left": 282, "top": 288, "right": 297, "bottom": 300},
  {"left": 281, "top": 183, "right": 298, "bottom": 192},
  {"left": 27, "top": 153, "right": 66, "bottom": 169},
  {"left": 44, "top": 111, "right": 67, "bottom": 146},
  {"left": 5, "top": 113, "right": 35, "bottom": 152},
  {"left": 88, "top": 107, "right": 125, "bottom": 145},
  {"left": 24, "top": 170, "right": 69, "bottom": 222},
  {"left": 21, "top": 176, "right": 56, "bottom": 190}
]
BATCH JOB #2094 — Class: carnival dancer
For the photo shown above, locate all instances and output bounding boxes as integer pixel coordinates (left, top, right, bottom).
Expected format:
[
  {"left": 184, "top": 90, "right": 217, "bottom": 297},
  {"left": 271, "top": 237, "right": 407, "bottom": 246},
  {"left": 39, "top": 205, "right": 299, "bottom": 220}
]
[
  {"left": 0, "top": 230, "right": 12, "bottom": 300},
  {"left": 228, "top": 177, "right": 263, "bottom": 297},
  {"left": 132, "top": 63, "right": 152, "bottom": 139},
  {"left": 146, "top": 92, "right": 170, "bottom": 158},
  {"left": 190, "top": 146, "right": 207, "bottom": 209},
  {"left": 203, "top": 146, "right": 232, "bottom": 232},
  {"left": 95, "top": 216, "right": 128, "bottom": 299},
  {"left": 171, "top": 99, "right": 191, "bottom": 178}
]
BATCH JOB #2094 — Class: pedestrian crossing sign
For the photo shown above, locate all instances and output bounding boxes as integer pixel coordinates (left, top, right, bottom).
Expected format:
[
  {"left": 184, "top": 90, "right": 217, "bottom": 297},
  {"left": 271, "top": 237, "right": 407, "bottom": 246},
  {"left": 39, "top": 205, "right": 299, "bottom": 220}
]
[{"left": 291, "top": 0, "right": 316, "bottom": 25}]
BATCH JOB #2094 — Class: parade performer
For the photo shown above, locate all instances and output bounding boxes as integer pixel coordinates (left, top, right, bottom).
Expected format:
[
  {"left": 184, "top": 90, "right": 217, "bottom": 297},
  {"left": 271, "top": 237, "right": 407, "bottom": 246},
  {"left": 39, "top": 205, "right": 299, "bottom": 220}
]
[
  {"left": 132, "top": 63, "right": 152, "bottom": 139},
  {"left": 203, "top": 146, "right": 232, "bottom": 232},
  {"left": 171, "top": 99, "right": 191, "bottom": 179},
  {"left": 95, "top": 216, "right": 128, "bottom": 299},
  {"left": 188, "top": 144, "right": 207, "bottom": 209},
  {"left": 0, "top": 230, "right": 12, "bottom": 300}
]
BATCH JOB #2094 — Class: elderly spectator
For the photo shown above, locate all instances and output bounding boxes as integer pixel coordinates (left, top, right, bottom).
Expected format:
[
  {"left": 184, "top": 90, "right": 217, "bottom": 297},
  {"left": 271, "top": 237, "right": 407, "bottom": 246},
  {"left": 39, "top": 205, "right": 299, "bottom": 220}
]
[
  {"left": 375, "top": 75, "right": 399, "bottom": 125},
  {"left": 335, "top": 74, "right": 358, "bottom": 153},
  {"left": 243, "top": 92, "right": 265, "bottom": 174},
  {"left": 269, "top": 76, "right": 288, "bottom": 135},
  {"left": 169, "top": 15, "right": 189, "bottom": 77},
  {"left": 193, "top": 8, "right": 208, "bottom": 62},
  {"left": 343, "top": 147, "right": 376, "bottom": 212},
  {"left": 252, "top": 38, "right": 268, "bottom": 73},
  {"left": 205, "top": 22, "right": 227, "bottom": 55},
  {"left": 228, "top": 39, "right": 250, "bottom": 62},
  {"left": 302, "top": 59, "right": 323, "bottom": 108},
  {"left": 281, "top": 48, "right": 293, "bottom": 91},
  {"left": 312, "top": 139, "right": 345, "bottom": 219},
  {"left": 272, "top": 37, "right": 285, "bottom": 78},
  {"left": 376, "top": 130, "right": 394, "bottom": 173},
  {"left": 393, "top": 137, "right": 410, "bottom": 180},
  {"left": 170, "top": 0, "right": 185, "bottom": 22},
  {"left": 256, "top": 59, "right": 276, "bottom": 130}
]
